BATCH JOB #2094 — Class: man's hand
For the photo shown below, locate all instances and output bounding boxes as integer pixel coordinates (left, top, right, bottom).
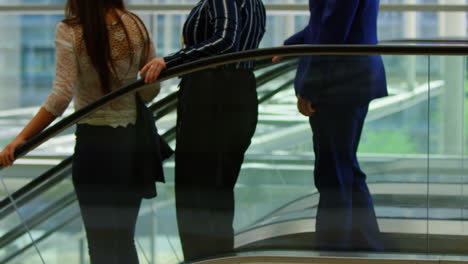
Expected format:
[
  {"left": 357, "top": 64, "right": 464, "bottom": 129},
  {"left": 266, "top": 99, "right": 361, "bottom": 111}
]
[
  {"left": 272, "top": 44, "right": 284, "bottom": 63},
  {"left": 297, "top": 95, "right": 315, "bottom": 117},
  {"left": 141, "top": 57, "right": 167, "bottom": 83},
  {"left": 272, "top": 56, "right": 282, "bottom": 63}
]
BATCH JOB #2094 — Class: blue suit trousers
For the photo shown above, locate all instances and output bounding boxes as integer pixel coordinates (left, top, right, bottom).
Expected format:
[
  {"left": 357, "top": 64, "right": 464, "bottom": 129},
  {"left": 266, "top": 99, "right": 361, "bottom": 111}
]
[{"left": 309, "top": 103, "right": 383, "bottom": 251}]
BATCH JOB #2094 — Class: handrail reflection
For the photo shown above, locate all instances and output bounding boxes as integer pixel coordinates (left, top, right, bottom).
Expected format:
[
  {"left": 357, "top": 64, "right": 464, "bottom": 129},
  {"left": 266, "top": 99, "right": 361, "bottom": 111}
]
[{"left": 4, "top": 44, "right": 468, "bottom": 170}]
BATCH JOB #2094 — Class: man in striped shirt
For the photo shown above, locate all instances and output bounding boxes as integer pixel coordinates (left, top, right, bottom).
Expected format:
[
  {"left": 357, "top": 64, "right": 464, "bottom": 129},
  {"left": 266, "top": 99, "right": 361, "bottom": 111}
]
[{"left": 141, "top": 0, "right": 266, "bottom": 262}]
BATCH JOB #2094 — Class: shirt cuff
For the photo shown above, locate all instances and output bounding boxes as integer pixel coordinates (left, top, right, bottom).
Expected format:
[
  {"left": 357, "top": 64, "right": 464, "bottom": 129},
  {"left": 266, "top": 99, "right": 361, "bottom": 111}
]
[{"left": 164, "top": 54, "right": 182, "bottom": 68}]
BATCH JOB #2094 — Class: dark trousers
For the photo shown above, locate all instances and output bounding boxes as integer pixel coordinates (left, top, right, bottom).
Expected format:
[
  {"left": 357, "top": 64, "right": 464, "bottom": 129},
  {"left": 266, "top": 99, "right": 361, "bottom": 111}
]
[
  {"left": 175, "top": 69, "right": 258, "bottom": 262},
  {"left": 72, "top": 124, "right": 142, "bottom": 264},
  {"left": 309, "top": 104, "right": 382, "bottom": 251}
]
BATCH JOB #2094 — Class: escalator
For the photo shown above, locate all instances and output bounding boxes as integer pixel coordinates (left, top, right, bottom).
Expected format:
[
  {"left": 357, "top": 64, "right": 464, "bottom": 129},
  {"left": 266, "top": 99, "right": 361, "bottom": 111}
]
[
  {"left": 0, "top": 55, "right": 299, "bottom": 263},
  {"left": 1, "top": 45, "right": 468, "bottom": 263}
]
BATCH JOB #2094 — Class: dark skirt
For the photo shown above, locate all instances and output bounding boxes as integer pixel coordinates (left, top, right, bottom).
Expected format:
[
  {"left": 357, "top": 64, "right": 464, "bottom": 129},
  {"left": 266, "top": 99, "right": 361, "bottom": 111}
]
[{"left": 72, "top": 123, "right": 156, "bottom": 198}]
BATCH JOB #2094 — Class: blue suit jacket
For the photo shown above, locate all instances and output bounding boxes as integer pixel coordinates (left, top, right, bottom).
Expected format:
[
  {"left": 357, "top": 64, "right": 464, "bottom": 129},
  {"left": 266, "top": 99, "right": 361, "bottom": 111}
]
[{"left": 284, "top": 0, "right": 387, "bottom": 104}]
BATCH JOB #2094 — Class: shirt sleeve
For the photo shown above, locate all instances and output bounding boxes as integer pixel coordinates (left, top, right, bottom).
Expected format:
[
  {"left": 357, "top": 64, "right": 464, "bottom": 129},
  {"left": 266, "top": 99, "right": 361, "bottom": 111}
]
[
  {"left": 42, "top": 22, "right": 77, "bottom": 117},
  {"left": 316, "top": 0, "right": 360, "bottom": 44},
  {"left": 163, "top": 0, "right": 242, "bottom": 68},
  {"left": 284, "top": 28, "right": 307, "bottom": 45},
  {"left": 139, "top": 35, "right": 161, "bottom": 104}
]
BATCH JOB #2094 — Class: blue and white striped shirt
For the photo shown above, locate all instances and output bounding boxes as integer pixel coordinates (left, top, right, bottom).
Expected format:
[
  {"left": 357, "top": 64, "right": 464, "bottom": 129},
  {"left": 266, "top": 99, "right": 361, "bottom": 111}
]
[{"left": 164, "top": 0, "right": 266, "bottom": 69}]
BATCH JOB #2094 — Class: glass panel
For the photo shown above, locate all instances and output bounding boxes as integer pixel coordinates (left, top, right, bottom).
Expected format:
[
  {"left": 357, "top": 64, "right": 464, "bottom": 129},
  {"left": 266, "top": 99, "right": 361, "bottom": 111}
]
[
  {"left": 2, "top": 246, "right": 46, "bottom": 264},
  {"left": 0, "top": 52, "right": 465, "bottom": 263},
  {"left": 135, "top": 191, "right": 183, "bottom": 264},
  {"left": 427, "top": 55, "right": 468, "bottom": 255},
  {"left": 236, "top": 57, "right": 315, "bottom": 229},
  {"left": 232, "top": 54, "right": 432, "bottom": 255},
  {"left": 0, "top": 52, "right": 453, "bottom": 263},
  {"left": 0, "top": 176, "right": 40, "bottom": 263},
  {"left": 360, "top": 55, "right": 430, "bottom": 254},
  {"left": 20, "top": 204, "right": 82, "bottom": 264},
  {"left": 0, "top": 163, "right": 76, "bottom": 263}
]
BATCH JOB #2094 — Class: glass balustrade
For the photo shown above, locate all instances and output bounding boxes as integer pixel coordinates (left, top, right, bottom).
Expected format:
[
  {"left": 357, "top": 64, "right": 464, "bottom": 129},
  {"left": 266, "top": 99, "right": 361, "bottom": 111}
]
[
  {"left": 0, "top": 3, "right": 468, "bottom": 264},
  {"left": 1, "top": 52, "right": 467, "bottom": 263}
]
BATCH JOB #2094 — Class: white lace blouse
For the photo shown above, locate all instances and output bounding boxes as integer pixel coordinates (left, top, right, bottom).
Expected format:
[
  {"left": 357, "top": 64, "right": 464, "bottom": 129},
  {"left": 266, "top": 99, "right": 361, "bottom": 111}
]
[{"left": 43, "top": 13, "right": 159, "bottom": 127}]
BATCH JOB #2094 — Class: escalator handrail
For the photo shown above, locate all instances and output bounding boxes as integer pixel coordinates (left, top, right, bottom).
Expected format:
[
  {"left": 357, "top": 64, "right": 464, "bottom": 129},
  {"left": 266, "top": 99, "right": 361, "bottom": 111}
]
[
  {"left": 1, "top": 210, "right": 80, "bottom": 264},
  {"left": 0, "top": 45, "right": 468, "bottom": 212},
  {"left": 0, "top": 192, "right": 76, "bottom": 249},
  {"left": 1, "top": 43, "right": 468, "bottom": 215},
  {"left": 4, "top": 44, "right": 468, "bottom": 170},
  {"left": 1, "top": 43, "right": 467, "bottom": 214},
  {"left": 0, "top": 157, "right": 72, "bottom": 218},
  {"left": 0, "top": 58, "right": 294, "bottom": 219}
]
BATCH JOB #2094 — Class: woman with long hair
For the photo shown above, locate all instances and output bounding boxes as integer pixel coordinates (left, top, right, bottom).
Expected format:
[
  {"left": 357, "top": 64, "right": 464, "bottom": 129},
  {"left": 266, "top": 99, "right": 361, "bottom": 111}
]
[{"left": 0, "top": 1, "right": 159, "bottom": 263}]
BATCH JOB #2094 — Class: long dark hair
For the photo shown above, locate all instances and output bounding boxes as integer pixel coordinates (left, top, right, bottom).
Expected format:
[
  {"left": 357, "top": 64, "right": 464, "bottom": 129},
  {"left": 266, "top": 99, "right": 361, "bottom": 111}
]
[{"left": 63, "top": 0, "right": 149, "bottom": 94}]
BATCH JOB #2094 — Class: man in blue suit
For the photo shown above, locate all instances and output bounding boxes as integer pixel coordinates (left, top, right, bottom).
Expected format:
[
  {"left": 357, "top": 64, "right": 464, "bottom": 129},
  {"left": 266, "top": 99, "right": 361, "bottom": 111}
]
[{"left": 274, "top": 0, "right": 387, "bottom": 251}]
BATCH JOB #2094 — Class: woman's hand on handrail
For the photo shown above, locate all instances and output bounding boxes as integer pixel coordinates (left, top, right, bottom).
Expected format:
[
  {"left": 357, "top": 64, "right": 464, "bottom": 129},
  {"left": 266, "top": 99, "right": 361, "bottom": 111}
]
[
  {"left": 0, "top": 137, "right": 26, "bottom": 167},
  {"left": 141, "top": 57, "right": 167, "bottom": 83},
  {"left": 0, "top": 107, "right": 56, "bottom": 167}
]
